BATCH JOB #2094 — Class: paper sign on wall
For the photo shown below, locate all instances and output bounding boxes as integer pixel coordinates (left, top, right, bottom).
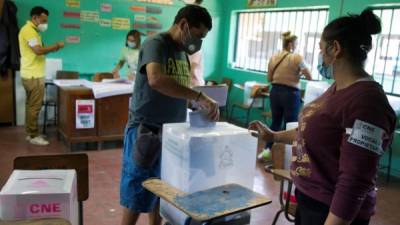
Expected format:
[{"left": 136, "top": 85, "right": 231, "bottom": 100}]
[
  {"left": 112, "top": 18, "right": 130, "bottom": 30},
  {"left": 130, "top": 5, "right": 162, "bottom": 14},
  {"left": 60, "top": 23, "right": 80, "bottom": 29},
  {"left": 99, "top": 19, "right": 112, "bottom": 27},
  {"left": 81, "top": 10, "right": 99, "bottom": 22},
  {"left": 66, "top": 36, "right": 81, "bottom": 44},
  {"left": 76, "top": 100, "right": 95, "bottom": 129},
  {"left": 64, "top": 11, "right": 80, "bottom": 18},
  {"left": 101, "top": 3, "right": 112, "bottom": 12},
  {"left": 248, "top": 0, "right": 277, "bottom": 7},
  {"left": 134, "top": 15, "right": 146, "bottom": 22},
  {"left": 66, "top": 0, "right": 80, "bottom": 8},
  {"left": 136, "top": 0, "right": 173, "bottom": 5}
]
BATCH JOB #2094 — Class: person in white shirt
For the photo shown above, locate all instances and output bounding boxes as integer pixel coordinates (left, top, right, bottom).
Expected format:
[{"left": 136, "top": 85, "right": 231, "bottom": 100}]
[
  {"left": 189, "top": 49, "right": 205, "bottom": 87},
  {"left": 112, "top": 30, "right": 141, "bottom": 80}
]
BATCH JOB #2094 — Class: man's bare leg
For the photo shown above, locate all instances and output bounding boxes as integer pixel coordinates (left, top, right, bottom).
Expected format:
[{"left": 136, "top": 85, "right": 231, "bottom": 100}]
[
  {"left": 121, "top": 207, "right": 140, "bottom": 225},
  {"left": 149, "top": 203, "right": 162, "bottom": 225}
]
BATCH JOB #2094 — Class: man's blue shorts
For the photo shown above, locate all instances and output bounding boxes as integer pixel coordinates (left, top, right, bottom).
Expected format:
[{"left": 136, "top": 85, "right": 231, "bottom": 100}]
[{"left": 120, "top": 126, "right": 161, "bottom": 212}]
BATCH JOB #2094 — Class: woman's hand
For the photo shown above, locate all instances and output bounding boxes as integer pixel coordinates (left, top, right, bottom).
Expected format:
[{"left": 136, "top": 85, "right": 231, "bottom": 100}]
[
  {"left": 112, "top": 69, "right": 120, "bottom": 79},
  {"left": 248, "top": 120, "right": 275, "bottom": 143}
]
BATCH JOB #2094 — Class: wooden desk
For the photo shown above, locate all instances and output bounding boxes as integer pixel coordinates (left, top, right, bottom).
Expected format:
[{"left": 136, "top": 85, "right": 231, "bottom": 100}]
[
  {"left": 143, "top": 179, "right": 271, "bottom": 222},
  {"left": 58, "top": 86, "right": 130, "bottom": 149}
]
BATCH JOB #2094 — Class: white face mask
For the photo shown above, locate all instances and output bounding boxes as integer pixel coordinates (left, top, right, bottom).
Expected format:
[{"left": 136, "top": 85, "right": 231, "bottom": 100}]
[
  {"left": 127, "top": 41, "right": 136, "bottom": 48},
  {"left": 37, "top": 23, "right": 48, "bottom": 32}
]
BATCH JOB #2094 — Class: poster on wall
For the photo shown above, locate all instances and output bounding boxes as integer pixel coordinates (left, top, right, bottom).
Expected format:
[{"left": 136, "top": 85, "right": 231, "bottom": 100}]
[
  {"left": 101, "top": 3, "right": 112, "bottom": 12},
  {"left": 130, "top": 5, "right": 162, "bottom": 14},
  {"left": 147, "top": 16, "right": 162, "bottom": 29},
  {"left": 66, "top": 36, "right": 81, "bottom": 44},
  {"left": 60, "top": 23, "right": 80, "bottom": 29},
  {"left": 66, "top": 0, "right": 80, "bottom": 8},
  {"left": 133, "top": 16, "right": 162, "bottom": 30},
  {"left": 112, "top": 17, "right": 131, "bottom": 30},
  {"left": 81, "top": 10, "right": 100, "bottom": 22},
  {"left": 134, "top": 15, "right": 146, "bottom": 22},
  {"left": 99, "top": 19, "right": 112, "bottom": 27},
  {"left": 135, "top": 0, "right": 173, "bottom": 5},
  {"left": 247, "top": 0, "right": 277, "bottom": 7},
  {"left": 64, "top": 11, "right": 80, "bottom": 18},
  {"left": 75, "top": 100, "right": 95, "bottom": 129}
]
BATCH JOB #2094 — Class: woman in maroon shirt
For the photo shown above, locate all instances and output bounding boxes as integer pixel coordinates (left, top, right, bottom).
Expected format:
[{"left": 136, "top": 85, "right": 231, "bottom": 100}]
[{"left": 250, "top": 9, "right": 396, "bottom": 225}]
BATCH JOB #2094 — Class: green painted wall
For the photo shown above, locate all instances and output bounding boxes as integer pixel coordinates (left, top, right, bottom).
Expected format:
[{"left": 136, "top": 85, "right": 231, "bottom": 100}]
[
  {"left": 13, "top": 0, "right": 223, "bottom": 78},
  {"left": 214, "top": 0, "right": 400, "bottom": 177}
]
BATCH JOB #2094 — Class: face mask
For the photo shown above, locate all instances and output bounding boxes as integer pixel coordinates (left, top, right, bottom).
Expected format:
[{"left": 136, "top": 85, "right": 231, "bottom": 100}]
[
  {"left": 37, "top": 23, "right": 48, "bottom": 32},
  {"left": 127, "top": 41, "right": 136, "bottom": 49},
  {"left": 317, "top": 52, "right": 333, "bottom": 79},
  {"left": 181, "top": 24, "right": 202, "bottom": 55}
]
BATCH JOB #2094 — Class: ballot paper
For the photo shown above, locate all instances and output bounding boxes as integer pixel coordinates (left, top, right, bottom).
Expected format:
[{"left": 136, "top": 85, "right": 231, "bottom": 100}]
[
  {"left": 53, "top": 79, "right": 133, "bottom": 98},
  {"left": 101, "top": 79, "right": 133, "bottom": 84},
  {"left": 192, "top": 85, "right": 228, "bottom": 107},
  {"left": 90, "top": 82, "right": 133, "bottom": 98},
  {"left": 53, "top": 79, "right": 90, "bottom": 87}
]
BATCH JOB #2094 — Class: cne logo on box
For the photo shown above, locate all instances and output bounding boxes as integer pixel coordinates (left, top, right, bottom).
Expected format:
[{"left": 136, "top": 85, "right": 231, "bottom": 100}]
[{"left": 29, "top": 203, "right": 62, "bottom": 214}]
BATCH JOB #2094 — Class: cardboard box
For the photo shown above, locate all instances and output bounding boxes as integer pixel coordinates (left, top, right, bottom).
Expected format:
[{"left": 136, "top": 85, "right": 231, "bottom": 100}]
[{"left": 0, "top": 170, "right": 78, "bottom": 225}]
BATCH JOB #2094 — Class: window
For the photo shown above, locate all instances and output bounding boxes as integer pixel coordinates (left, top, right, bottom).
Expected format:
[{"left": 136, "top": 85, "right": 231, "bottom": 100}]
[
  {"left": 366, "top": 8, "right": 400, "bottom": 95},
  {"left": 233, "top": 8, "right": 329, "bottom": 80}
]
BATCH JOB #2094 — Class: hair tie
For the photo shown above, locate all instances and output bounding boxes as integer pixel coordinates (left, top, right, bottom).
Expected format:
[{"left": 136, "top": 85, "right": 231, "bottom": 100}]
[{"left": 360, "top": 44, "right": 371, "bottom": 53}]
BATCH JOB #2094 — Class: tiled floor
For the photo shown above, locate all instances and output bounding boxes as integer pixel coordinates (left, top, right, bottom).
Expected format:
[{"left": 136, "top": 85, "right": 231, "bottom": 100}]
[{"left": 0, "top": 126, "right": 399, "bottom": 225}]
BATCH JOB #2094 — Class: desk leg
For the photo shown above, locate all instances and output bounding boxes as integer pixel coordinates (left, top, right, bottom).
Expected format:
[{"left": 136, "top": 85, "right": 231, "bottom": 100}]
[
  {"left": 79, "top": 201, "right": 83, "bottom": 225},
  {"left": 387, "top": 146, "right": 393, "bottom": 183}
]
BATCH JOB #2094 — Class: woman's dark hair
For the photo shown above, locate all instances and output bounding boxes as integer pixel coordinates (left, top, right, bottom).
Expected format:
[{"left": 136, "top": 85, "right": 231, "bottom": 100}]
[
  {"left": 125, "top": 30, "right": 140, "bottom": 47},
  {"left": 173, "top": 4, "right": 212, "bottom": 30},
  {"left": 322, "top": 9, "right": 381, "bottom": 66},
  {"left": 30, "top": 6, "right": 49, "bottom": 17}
]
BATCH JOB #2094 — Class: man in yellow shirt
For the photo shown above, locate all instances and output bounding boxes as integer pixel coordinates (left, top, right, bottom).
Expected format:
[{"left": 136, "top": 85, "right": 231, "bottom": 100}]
[{"left": 19, "top": 6, "right": 64, "bottom": 145}]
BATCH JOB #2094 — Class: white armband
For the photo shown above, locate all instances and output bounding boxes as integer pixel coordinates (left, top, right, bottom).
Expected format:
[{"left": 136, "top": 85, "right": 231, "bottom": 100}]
[
  {"left": 347, "top": 119, "right": 385, "bottom": 155},
  {"left": 28, "top": 38, "right": 39, "bottom": 47}
]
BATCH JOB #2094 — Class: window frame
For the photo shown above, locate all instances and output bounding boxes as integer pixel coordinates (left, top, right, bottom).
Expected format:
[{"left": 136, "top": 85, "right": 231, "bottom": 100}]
[
  {"left": 232, "top": 6, "right": 329, "bottom": 80},
  {"left": 367, "top": 5, "right": 400, "bottom": 96}
]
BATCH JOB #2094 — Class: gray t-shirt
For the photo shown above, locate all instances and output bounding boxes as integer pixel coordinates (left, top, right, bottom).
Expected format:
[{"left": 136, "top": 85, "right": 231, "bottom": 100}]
[{"left": 127, "top": 33, "right": 191, "bottom": 128}]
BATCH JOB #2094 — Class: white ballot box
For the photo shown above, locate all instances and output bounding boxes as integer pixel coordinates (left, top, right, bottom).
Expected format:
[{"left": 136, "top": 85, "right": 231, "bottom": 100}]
[
  {"left": 0, "top": 170, "right": 78, "bottom": 225},
  {"left": 160, "top": 122, "right": 257, "bottom": 225}
]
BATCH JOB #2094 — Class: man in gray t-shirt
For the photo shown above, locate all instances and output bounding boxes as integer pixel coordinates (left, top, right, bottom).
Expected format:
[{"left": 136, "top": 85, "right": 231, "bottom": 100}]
[
  {"left": 120, "top": 5, "right": 219, "bottom": 225},
  {"left": 127, "top": 32, "right": 191, "bottom": 127}
]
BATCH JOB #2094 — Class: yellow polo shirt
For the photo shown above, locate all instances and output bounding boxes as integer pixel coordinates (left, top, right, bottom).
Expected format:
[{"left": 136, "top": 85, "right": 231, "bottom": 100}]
[{"left": 18, "top": 21, "right": 45, "bottom": 79}]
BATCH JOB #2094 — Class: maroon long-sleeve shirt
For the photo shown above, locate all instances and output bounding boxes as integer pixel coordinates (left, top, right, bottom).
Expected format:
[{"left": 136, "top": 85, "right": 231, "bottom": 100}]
[{"left": 291, "top": 80, "right": 396, "bottom": 221}]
